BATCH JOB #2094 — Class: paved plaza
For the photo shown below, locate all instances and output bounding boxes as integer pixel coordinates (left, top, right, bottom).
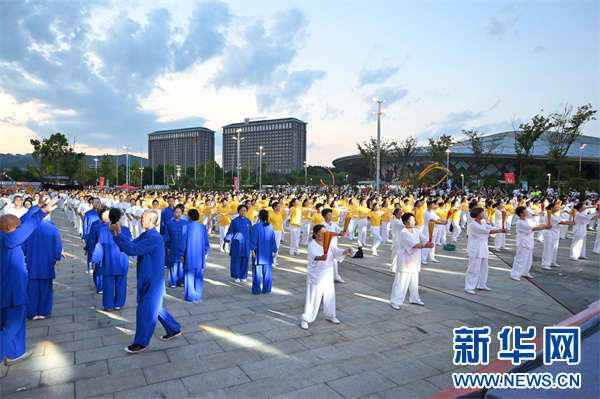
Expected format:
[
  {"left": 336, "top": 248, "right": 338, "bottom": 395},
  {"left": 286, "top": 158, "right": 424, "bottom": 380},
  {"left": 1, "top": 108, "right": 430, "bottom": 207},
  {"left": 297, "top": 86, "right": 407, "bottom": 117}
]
[{"left": 1, "top": 209, "right": 598, "bottom": 398}]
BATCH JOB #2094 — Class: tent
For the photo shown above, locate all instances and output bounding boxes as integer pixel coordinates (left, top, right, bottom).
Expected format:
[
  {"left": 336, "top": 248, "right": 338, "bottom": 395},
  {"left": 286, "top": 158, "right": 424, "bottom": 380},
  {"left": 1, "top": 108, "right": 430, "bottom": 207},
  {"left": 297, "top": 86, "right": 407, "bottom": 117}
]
[{"left": 113, "top": 184, "right": 139, "bottom": 190}]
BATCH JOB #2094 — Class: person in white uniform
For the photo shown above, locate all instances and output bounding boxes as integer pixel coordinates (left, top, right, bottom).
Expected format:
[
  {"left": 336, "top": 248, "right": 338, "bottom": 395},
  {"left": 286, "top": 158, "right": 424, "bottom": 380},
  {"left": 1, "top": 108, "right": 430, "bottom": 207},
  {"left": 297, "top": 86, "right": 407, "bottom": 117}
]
[
  {"left": 511, "top": 206, "right": 550, "bottom": 281},
  {"left": 300, "top": 224, "right": 354, "bottom": 330},
  {"left": 389, "top": 209, "right": 405, "bottom": 273},
  {"left": 322, "top": 209, "right": 347, "bottom": 283},
  {"left": 465, "top": 207, "right": 507, "bottom": 294},
  {"left": 541, "top": 202, "right": 575, "bottom": 269},
  {"left": 569, "top": 203, "right": 600, "bottom": 260},
  {"left": 390, "top": 212, "right": 434, "bottom": 309}
]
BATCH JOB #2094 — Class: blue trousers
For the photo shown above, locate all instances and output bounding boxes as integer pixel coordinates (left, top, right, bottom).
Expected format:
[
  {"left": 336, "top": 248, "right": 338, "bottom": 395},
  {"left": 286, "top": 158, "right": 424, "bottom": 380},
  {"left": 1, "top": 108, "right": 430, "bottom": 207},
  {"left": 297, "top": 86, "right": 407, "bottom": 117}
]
[
  {"left": 0, "top": 305, "right": 27, "bottom": 361},
  {"left": 230, "top": 256, "right": 249, "bottom": 279},
  {"left": 184, "top": 268, "right": 204, "bottom": 301},
  {"left": 252, "top": 264, "right": 272, "bottom": 294},
  {"left": 133, "top": 295, "right": 181, "bottom": 347},
  {"left": 168, "top": 262, "right": 184, "bottom": 287},
  {"left": 87, "top": 252, "right": 93, "bottom": 271},
  {"left": 27, "top": 279, "right": 53, "bottom": 318},
  {"left": 102, "top": 274, "right": 127, "bottom": 310},
  {"left": 93, "top": 263, "right": 103, "bottom": 293}
]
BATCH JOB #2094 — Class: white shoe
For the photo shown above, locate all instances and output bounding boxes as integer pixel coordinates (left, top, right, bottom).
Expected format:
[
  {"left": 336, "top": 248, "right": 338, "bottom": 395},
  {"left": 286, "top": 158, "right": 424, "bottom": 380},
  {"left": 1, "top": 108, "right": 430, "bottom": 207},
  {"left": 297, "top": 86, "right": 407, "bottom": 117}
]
[
  {"left": 234, "top": 278, "right": 240, "bottom": 282},
  {"left": 464, "top": 289, "right": 476, "bottom": 295},
  {"left": 510, "top": 276, "right": 521, "bottom": 281},
  {"left": 4, "top": 351, "right": 33, "bottom": 365},
  {"left": 551, "top": 264, "right": 561, "bottom": 268},
  {"left": 421, "top": 260, "right": 428, "bottom": 265},
  {"left": 300, "top": 320, "right": 309, "bottom": 330},
  {"left": 476, "top": 287, "right": 491, "bottom": 291},
  {"left": 372, "top": 252, "right": 379, "bottom": 257},
  {"left": 541, "top": 265, "right": 552, "bottom": 270},
  {"left": 241, "top": 279, "right": 247, "bottom": 282},
  {"left": 32, "top": 316, "right": 40, "bottom": 320},
  {"left": 569, "top": 257, "right": 578, "bottom": 261},
  {"left": 410, "top": 300, "right": 425, "bottom": 306},
  {"left": 334, "top": 277, "right": 345, "bottom": 284},
  {"left": 219, "top": 248, "right": 225, "bottom": 253},
  {"left": 390, "top": 268, "right": 396, "bottom": 273},
  {"left": 390, "top": 303, "right": 400, "bottom": 310},
  {"left": 579, "top": 256, "right": 588, "bottom": 260},
  {"left": 524, "top": 274, "right": 534, "bottom": 279},
  {"left": 326, "top": 317, "right": 340, "bottom": 324},
  {"left": 429, "top": 259, "right": 440, "bottom": 263}
]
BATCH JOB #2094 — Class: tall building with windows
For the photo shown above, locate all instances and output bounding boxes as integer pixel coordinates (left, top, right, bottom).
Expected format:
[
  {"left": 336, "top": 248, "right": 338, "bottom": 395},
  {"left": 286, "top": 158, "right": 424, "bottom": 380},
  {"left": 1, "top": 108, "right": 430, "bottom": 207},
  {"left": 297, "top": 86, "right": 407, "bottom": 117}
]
[
  {"left": 222, "top": 117, "right": 307, "bottom": 174},
  {"left": 148, "top": 127, "right": 215, "bottom": 170}
]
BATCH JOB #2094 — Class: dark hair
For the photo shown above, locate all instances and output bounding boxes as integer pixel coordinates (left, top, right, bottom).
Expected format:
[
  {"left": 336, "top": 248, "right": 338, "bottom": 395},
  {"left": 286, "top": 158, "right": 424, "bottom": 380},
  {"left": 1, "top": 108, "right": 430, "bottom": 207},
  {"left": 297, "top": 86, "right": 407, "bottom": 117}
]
[
  {"left": 237, "top": 204, "right": 248, "bottom": 212},
  {"left": 188, "top": 209, "right": 200, "bottom": 221},
  {"left": 470, "top": 207, "right": 484, "bottom": 219},
  {"left": 152, "top": 199, "right": 159, "bottom": 205},
  {"left": 515, "top": 206, "right": 527, "bottom": 217},
  {"left": 573, "top": 203, "right": 583, "bottom": 211},
  {"left": 392, "top": 208, "right": 402, "bottom": 217},
  {"left": 312, "top": 224, "right": 325, "bottom": 239},
  {"left": 258, "top": 209, "right": 270, "bottom": 226},
  {"left": 109, "top": 208, "right": 121, "bottom": 224},
  {"left": 289, "top": 198, "right": 299, "bottom": 207},
  {"left": 321, "top": 208, "right": 332, "bottom": 217},
  {"left": 401, "top": 212, "right": 414, "bottom": 223},
  {"left": 315, "top": 203, "right": 324, "bottom": 210},
  {"left": 98, "top": 206, "right": 110, "bottom": 217},
  {"left": 174, "top": 204, "right": 185, "bottom": 212},
  {"left": 23, "top": 198, "right": 33, "bottom": 206}
]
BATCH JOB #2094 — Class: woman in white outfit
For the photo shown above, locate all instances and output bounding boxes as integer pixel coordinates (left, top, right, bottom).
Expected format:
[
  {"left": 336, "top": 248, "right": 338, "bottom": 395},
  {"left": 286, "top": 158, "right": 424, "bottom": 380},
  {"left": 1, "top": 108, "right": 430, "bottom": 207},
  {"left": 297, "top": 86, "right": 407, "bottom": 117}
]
[
  {"left": 422, "top": 201, "right": 447, "bottom": 264},
  {"left": 322, "top": 209, "right": 347, "bottom": 283},
  {"left": 465, "top": 207, "right": 507, "bottom": 294},
  {"left": 541, "top": 202, "right": 575, "bottom": 269},
  {"left": 493, "top": 202, "right": 508, "bottom": 251},
  {"left": 300, "top": 224, "right": 354, "bottom": 330},
  {"left": 511, "top": 206, "right": 549, "bottom": 281},
  {"left": 569, "top": 203, "right": 600, "bottom": 260},
  {"left": 559, "top": 200, "right": 572, "bottom": 239},
  {"left": 390, "top": 213, "right": 434, "bottom": 309},
  {"left": 389, "top": 209, "right": 405, "bottom": 273}
]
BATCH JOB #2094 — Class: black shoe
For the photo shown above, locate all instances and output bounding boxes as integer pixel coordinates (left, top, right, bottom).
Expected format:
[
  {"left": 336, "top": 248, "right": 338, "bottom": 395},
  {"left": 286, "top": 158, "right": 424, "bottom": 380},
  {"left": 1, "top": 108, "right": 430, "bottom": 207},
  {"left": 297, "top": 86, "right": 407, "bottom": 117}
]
[
  {"left": 124, "top": 344, "right": 146, "bottom": 354},
  {"left": 160, "top": 330, "right": 182, "bottom": 341}
]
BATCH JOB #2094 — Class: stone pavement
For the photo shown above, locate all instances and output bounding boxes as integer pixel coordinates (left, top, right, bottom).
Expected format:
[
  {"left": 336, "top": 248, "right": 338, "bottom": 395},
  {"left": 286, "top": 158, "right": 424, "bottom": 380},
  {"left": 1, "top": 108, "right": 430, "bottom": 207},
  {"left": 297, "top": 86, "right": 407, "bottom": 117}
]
[{"left": 1, "top": 209, "right": 598, "bottom": 398}]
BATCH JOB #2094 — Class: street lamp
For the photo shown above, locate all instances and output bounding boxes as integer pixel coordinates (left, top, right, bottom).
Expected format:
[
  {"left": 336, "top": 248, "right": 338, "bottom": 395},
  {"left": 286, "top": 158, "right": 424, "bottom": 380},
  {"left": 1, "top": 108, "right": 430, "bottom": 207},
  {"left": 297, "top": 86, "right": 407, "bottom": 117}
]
[
  {"left": 232, "top": 128, "right": 245, "bottom": 188},
  {"left": 256, "top": 146, "right": 266, "bottom": 191},
  {"left": 579, "top": 143, "right": 586, "bottom": 174},
  {"left": 346, "top": 174, "right": 348, "bottom": 184},
  {"left": 461, "top": 174, "right": 464, "bottom": 191},
  {"left": 176, "top": 165, "right": 182, "bottom": 182},
  {"left": 547, "top": 173, "right": 551, "bottom": 187},
  {"left": 304, "top": 161, "right": 308, "bottom": 186},
  {"left": 446, "top": 148, "right": 451, "bottom": 188},
  {"left": 310, "top": 178, "right": 313, "bottom": 185},
  {"left": 373, "top": 98, "right": 386, "bottom": 194},
  {"left": 94, "top": 157, "right": 99, "bottom": 188},
  {"left": 123, "top": 146, "right": 131, "bottom": 185}
]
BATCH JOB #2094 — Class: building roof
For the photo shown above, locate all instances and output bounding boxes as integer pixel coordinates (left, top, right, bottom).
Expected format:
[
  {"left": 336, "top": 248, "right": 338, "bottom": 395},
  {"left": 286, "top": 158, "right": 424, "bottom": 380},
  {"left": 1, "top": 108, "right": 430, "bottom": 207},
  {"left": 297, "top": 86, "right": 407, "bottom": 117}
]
[
  {"left": 222, "top": 117, "right": 307, "bottom": 129},
  {"left": 148, "top": 127, "right": 215, "bottom": 136}
]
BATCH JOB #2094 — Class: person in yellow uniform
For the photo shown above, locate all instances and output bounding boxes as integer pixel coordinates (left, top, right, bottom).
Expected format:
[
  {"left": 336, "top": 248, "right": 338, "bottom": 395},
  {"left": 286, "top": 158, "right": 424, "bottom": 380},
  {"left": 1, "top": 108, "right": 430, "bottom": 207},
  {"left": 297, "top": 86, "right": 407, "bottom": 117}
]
[
  {"left": 288, "top": 198, "right": 303, "bottom": 255},
  {"left": 268, "top": 201, "right": 285, "bottom": 266},
  {"left": 311, "top": 203, "right": 325, "bottom": 226},
  {"left": 413, "top": 199, "right": 426, "bottom": 234},
  {"left": 504, "top": 200, "right": 515, "bottom": 234},
  {"left": 217, "top": 199, "right": 234, "bottom": 252},
  {"left": 434, "top": 201, "right": 448, "bottom": 246},
  {"left": 460, "top": 198, "right": 469, "bottom": 228},
  {"left": 356, "top": 199, "right": 370, "bottom": 247},
  {"left": 345, "top": 198, "right": 358, "bottom": 241},
  {"left": 368, "top": 203, "right": 384, "bottom": 256},
  {"left": 301, "top": 199, "right": 313, "bottom": 246},
  {"left": 202, "top": 199, "right": 216, "bottom": 236},
  {"left": 449, "top": 199, "right": 462, "bottom": 242}
]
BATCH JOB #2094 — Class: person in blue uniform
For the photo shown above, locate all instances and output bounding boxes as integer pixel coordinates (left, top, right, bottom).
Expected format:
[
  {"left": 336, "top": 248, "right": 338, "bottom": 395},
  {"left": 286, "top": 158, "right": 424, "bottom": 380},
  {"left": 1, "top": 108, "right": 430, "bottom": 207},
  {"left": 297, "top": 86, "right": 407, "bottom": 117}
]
[
  {"left": 223, "top": 205, "right": 252, "bottom": 283},
  {"left": 82, "top": 197, "right": 101, "bottom": 273},
  {"left": 22, "top": 216, "right": 63, "bottom": 319},
  {"left": 92, "top": 208, "right": 131, "bottom": 311},
  {"left": 85, "top": 206, "right": 110, "bottom": 293},
  {"left": 165, "top": 204, "right": 188, "bottom": 288},
  {"left": 1, "top": 196, "right": 58, "bottom": 364},
  {"left": 179, "top": 209, "right": 210, "bottom": 301},
  {"left": 110, "top": 209, "right": 182, "bottom": 354},
  {"left": 250, "top": 210, "right": 278, "bottom": 294},
  {"left": 159, "top": 196, "right": 175, "bottom": 236}
]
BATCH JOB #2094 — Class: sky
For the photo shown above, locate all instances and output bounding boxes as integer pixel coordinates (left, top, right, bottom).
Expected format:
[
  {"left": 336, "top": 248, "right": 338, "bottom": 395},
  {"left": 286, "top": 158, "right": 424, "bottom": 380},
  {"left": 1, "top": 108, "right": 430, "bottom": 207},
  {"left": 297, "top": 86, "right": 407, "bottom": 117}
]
[{"left": 1, "top": 0, "right": 598, "bottom": 168}]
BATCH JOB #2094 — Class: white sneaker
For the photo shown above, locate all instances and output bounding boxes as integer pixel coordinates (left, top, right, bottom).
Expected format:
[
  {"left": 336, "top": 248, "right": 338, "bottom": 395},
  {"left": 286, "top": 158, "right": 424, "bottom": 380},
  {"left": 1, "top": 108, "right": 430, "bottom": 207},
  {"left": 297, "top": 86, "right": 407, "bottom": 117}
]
[
  {"left": 429, "top": 259, "right": 440, "bottom": 263},
  {"left": 541, "top": 265, "right": 552, "bottom": 270},
  {"left": 551, "top": 264, "right": 561, "bottom": 268},
  {"left": 4, "top": 351, "right": 33, "bottom": 365},
  {"left": 510, "top": 276, "right": 521, "bottom": 281},
  {"left": 410, "top": 300, "right": 425, "bottom": 306},
  {"left": 326, "top": 317, "right": 340, "bottom": 324},
  {"left": 234, "top": 278, "right": 240, "bottom": 282},
  {"left": 421, "top": 260, "right": 428, "bottom": 265},
  {"left": 464, "top": 289, "right": 476, "bottom": 295},
  {"left": 476, "top": 287, "right": 491, "bottom": 291},
  {"left": 372, "top": 252, "right": 379, "bottom": 257},
  {"left": 524, "top": 274, "right": 534, "bottom": 279},
  {"left": 219, "top": 248, "right": 225, "bottom": 253},
  {"left": 300, "top": 320, "right": 309, "bottom": 330},
  {"left": 334, "top": 277, "right": 345, "bottom": 284},
  {"left": 390, "top": 303, "right": 400, "bottom": 310},
  {"left": 569, "top": 257, "right": 578, "bottom": 261}
]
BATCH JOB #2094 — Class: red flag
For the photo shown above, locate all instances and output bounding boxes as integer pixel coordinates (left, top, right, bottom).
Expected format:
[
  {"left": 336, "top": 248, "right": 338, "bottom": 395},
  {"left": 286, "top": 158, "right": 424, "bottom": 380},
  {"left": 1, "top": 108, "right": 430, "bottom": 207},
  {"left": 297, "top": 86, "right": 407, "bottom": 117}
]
[
  {"left": 504, "top": 173, "right": 515, "bottom": 184},
  {"left": 195, "top": 135, "right": 198, "bottom": 144}
]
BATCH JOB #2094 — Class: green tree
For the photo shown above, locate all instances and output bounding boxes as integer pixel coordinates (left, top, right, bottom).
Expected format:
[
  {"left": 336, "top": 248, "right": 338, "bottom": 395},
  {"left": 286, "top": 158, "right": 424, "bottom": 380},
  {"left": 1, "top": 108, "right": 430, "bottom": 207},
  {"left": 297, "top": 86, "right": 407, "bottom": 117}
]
[
  {"left": 461, "top": 128, "right": 504, "bottom": 185},
  {"left": 30, "top": 132, "right": 86, "bottom": 183},
  {"left": 356, "top": 137, "right": 397, "bottom": 179},
  {"left": 6, "top": 166, "right": 24, "bottom": 181},
  {"left": 544, "top": 103, "right": 597, "bottom": 191},
  {"left": 394, "top": 135, "right": 421, "bottom": 183},
  {"left": 514, "top": 112, "right": 551, "bottom": 183},
  {"left": 98, "top": 155, "right": 116, "bottom": 186},
  {"left": 427, "top": 134, "right": 453, "bottom": 165}
]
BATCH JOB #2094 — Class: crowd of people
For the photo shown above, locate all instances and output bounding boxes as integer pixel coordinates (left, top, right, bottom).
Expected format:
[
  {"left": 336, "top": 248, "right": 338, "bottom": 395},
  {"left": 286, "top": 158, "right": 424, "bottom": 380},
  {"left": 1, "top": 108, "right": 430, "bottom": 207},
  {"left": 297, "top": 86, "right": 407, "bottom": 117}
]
[{"left": 1, "top": 184, "right": 599, "bottom": 362}]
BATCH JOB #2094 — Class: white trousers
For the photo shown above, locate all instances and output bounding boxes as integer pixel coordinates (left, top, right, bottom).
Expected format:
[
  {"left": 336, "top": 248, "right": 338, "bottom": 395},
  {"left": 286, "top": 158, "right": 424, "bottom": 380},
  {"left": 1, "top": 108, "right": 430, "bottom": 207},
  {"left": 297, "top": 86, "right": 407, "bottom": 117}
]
[
  {"left": 347, "top": 218, "right": 357, "bottom": 240},
  {"left": 506, "top": 216, "right": 514, "bottom": 232},
  {"left": 381, "top": 221, "right": 390, "bottom": 243},
  {"left": 511, "top": 246, "right": 533, "bottom": 278},
  {"left": 465, "top": 257, "right": 489, "bottom": 290},
  {"left": 220, "top": 226, "right": 229, "bottom": 249},
  {"left": 289, "top": 225, "right": 301, "bottom": 254},
  {"left": 273, "top": 230, "right": 282, "bottom": 263},
  {"left": 494, "top": 232, "right": 506, "bottom": 250},
  {"left": 357, "top": 219, "right": 368, "bottom": 246},
  {"left": 570, "top": 235, "right": 587, "bottom": 258},
  {"left": 301, "top": 281, "right": 335, "bottom": 323},
  {"left": 371, "top": 226, "right": 382, "bottom": 253},
  {"left": 594, "top": 229, "right": 600, "bottom": 253},
  {"left": 301, "top": 222, "right": 310, "bottom": 246},
  {"left": 559, "top": 224, "right": 568, "bottom": 239},
  {"left": 541, "top": 236, "right": 559, "bottom": 266},
  {"left": 451, "top": 220, "right": 462, "bottom": 240},
  {"left": 390, "top": 243, "right": 399, "bottom": 272},
  {"left": 390, "top": 271, "right": 420, "bottom": 305},
  {"left": 132, "top": 224, "right": 141, "bottom": 239}
]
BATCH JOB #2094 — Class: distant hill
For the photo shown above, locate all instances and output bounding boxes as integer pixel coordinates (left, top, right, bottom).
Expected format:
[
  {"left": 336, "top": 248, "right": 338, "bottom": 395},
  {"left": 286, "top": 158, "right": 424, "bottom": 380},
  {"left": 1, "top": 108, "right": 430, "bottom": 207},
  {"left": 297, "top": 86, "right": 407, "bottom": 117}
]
[{"left": 0, "top": 153, "right": 148, "bottom": 170}]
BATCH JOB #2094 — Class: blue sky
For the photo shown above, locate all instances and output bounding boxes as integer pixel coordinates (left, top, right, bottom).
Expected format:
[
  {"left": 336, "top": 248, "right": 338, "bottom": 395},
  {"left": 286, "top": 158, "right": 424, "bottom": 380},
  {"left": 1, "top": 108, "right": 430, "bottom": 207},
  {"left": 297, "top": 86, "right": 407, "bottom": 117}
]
[{"left": 1, "top": 0, "right": 598, "bottom": 166}]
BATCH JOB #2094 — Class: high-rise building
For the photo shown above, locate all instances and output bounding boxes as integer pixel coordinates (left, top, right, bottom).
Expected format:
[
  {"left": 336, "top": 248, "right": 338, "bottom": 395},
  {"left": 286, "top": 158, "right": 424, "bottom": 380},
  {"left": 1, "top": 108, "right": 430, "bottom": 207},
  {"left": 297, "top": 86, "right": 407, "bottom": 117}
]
[
  {"left": 222, "top": 117, "right": 307, "bottom": 174},
  {"left": 148, "top": 127, "right": 215, "bottom": 171}
]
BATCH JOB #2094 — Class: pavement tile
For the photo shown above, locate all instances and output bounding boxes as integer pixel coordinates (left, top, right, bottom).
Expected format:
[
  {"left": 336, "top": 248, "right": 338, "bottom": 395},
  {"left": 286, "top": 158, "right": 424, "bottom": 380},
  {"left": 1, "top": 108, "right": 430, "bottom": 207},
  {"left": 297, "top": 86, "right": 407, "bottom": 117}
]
[
  {"left": 214, "top": 332, "right": 271, "bottom": 352},
  {"left": 326, "top": 371, "right": 397, "bottom": 399},
  {"left": 40, "top": 360, "right": 109, "bottom": 385},
  {"left": 75, "top": 343, "right": 129, "bottom": 364},
  {"left": 378, "top": 379, "right": 440, "bottom": 399},
  {"left": 201, "top": 348, "right": 262, "bottom": 371},
  {"left": 224, "top": 377, "right": 296, "bottom": 398},
  {"left": 376, "top": 358, "right": 440, "bottom": 386},
  {"left": 250, "top": 338, "right": 309, "bottom": 359},
  {"left": 0, "top": 371, "right": 41, "bottom": 395},
  {"left": 239, "top": 355, "right": 304, "bottom": 380},
  {"left": 228, "top": 320, "right": 279, "bottom": 335},
  {"left": 270, "top": 383, "right": 344, "bottom": 399},
  {"left": 295, "top": 331, "right": 350, "bottom": 350},
  {"left": 108, "top": 350, "right": 169, "bottom": 373},
  {"left": 283, "top": 363, "right": 349, "bottom": 389},
  {"left": 259, "top": 325, "right": 311, "bottom": 342},
  {"left": 113, "top": 380, "right": 190, "bottom": 399},
  {"left": 181, "top": 366, "right": 250, "bottom": 394},
  {"left": 6, "top": 352, "right": 74, "bottom": 374},
  {"left": 165, "top": 340, "right": 223, "bottom": 362},
  {"left": 143, "top": 356, "right": 208, "bottom": 384},
  {"left": 2, "top": 382, "right": 74, "bottom": 399},
  {"left": 75, "top": 369, "right": 146, "bottom": 399}
]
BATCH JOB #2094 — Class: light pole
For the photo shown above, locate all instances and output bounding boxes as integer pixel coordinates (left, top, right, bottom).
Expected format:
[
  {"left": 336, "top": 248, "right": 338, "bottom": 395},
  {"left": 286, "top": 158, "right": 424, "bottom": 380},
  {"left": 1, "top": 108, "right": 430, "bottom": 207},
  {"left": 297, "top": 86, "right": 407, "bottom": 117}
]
[
  {"left": 256, "top": 146, "right": 266, "bottom": 191},
  {"left": 139, "top": 166, "right": 143, "bottom": 188},
  {"left": 304, "top": 161, "right": 308, "bottom": 186},
  {"left": 373, "top": 98, "right": 386, "bottom": 194},
  {"left": 232, "top": 128, "right": 245, "bottom": 188},
  {"left": 547, "top": 173, "right": 551, "bottom": 187},
  {"left": 176, "top": 165, "right": 182, "bottom": 182},
  {"left": 346, "top": 174, "right": 348, "bottom": 184},
  {"left": 461, "top": 174, "right": 464, "bottom": 191},
  {"left": 123, "top": 146, "right": 131, "bottom": 185},
  {"left": 446, "top": 148, "right": 451, "bottom": 188},
  {"left": 579, "top": 143, "right": 586, "bottom": 174},
  {"left": 94, "top": 157, "right": 98, "bottom": 187}
]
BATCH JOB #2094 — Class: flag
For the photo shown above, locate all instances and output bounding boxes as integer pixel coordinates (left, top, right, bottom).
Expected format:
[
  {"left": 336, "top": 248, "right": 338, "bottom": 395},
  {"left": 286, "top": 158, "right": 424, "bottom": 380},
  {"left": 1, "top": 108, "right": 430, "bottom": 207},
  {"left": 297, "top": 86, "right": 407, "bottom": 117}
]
[
  {"left": 504, "top": 173, "right": 515, "bottom": 184},
  {"left": 195, "top": 135, "right": 198, "bottom": 144}
]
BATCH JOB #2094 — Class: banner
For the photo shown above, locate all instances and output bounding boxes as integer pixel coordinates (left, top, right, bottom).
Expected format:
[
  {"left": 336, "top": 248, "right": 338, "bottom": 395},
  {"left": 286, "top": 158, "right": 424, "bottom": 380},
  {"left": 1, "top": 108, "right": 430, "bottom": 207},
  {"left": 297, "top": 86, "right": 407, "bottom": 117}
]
[
  {"left": 505, "top": 173, "right": 515, "bottom": 184},
  {"left": 99, "top": 177, "right": 105, "bottom": 189},
  {"left": 234, "top": 177, "right": 239, "bottom": 191}
]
